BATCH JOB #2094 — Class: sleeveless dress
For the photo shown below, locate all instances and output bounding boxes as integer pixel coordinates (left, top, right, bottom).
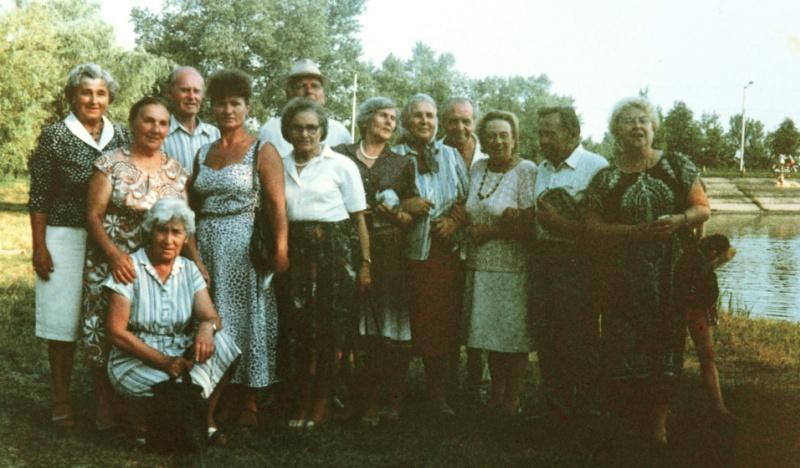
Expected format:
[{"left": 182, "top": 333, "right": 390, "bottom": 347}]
[
  {"left": 82, "top": 149, "right": 187, "bottom": 367},
  {"left": 192, "top": 142, "right": 278, "bottom": 387}
]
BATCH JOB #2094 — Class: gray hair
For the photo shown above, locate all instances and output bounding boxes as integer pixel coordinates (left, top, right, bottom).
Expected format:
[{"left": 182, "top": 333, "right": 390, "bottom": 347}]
[
  {"left": 441, "top": 97, "right": 476, "bottom": 125},
  {"left": 141, "top": 198, "right": 196, "bottom": 242},
  {"left": 167, "top": 66, "right": 203, "bottom": 90},
  {"left": 398, "top": 93, "right": 438, "bottom": 144},
  {"left": 609, "top": 96, "right": 660, "bottom": 139},
  {"left": 64, "top": 63, "right": 118, "bottom": 105},
  {"left": 356, "top": 96, "right": 397, "bottom": 137}
]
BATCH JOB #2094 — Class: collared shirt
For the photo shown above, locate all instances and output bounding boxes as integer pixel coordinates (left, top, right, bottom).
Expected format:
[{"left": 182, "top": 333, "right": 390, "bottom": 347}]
[
  {"left": 161, "top": 115, "right": 220, "bottom": 175},
  {"left": 533, "top": 145, "right": 608, "bottom": 241},
  {"left": 438, "top": 133, "right": 488, "bottom": 171},
  {"left": 259, "top": 116, "right": 352, "bottom": 157},
  {"left": 392, "top": 140, "right": 469, "bottom": 261},
  {"left": 28, "top": 113, "right": 129, "bottom": 226},
  {"left": 284, "top": 145, "right": 367, "bottom": 222}
]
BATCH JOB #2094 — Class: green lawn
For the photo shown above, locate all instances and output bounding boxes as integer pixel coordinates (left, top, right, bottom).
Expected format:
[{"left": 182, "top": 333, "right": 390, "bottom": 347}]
[{"left": 2, "top": 176, "right": 800, "bottom": 466}]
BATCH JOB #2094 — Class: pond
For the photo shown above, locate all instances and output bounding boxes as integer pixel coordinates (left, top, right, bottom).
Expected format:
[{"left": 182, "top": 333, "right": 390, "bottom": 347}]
[{"left": 705, "top": 214, "right": 800, "bottom": 321}]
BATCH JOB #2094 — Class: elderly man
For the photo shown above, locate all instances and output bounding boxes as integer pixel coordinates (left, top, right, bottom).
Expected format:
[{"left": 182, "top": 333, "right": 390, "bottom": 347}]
[
  {"left": 259, "top": 59, "right": 352, "bottom": 156},
  {"left": 439, "top": 98, "right": 488, "bottom": 170},
  {"left": 530, "top": 106, "right": 608, "bottom": 420},
  {"left": 161, "top": 66, "right": 220, "bottom": 174}
]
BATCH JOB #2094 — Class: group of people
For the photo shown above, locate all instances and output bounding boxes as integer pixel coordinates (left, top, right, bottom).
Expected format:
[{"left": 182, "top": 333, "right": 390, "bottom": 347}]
[{"left": 30, "top": 57, "right": 728, "bottom": 449}]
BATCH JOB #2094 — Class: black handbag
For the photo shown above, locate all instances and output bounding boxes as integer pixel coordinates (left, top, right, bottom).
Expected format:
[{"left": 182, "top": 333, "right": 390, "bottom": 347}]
[
  {"left": 146, "top": 368, "right": 208, "bottom": 454},
  {"left": 248, "top": 140, "right": 276, "bottom": 275}
]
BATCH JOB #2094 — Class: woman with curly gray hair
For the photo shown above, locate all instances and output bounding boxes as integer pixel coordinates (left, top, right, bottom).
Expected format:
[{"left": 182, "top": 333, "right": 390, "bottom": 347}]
[
  {"left": 584, "top": 96, "right": 710, "bottom": 445},
  {"left": 333, "top": 97, "right": 419, "bottom": 425},
  {"left": 28, "top": 63, "right": 128, "bottom": 427}
]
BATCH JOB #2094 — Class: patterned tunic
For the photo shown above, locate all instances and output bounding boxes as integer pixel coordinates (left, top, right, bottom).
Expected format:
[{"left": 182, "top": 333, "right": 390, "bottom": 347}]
[
  {"left": 105, "top": 249, "right": 241, "bottom": 399},
  {"left": 192, "top": 142, "right": 278, "bottom": 387},
  {"left": 584, "top": 151, "right": 700, "bottom": 380},
  {"left": 83, "top": 149, "right": 188, "bottom": 367}
]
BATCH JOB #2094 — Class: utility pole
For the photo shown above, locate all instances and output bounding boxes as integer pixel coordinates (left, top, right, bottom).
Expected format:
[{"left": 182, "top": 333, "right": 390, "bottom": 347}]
[
  {"left": 350, "top": 73, "right": 358, "bottom": 141},
  {"left": 739, "top": 80, "right": 754, "bottom": 175}
]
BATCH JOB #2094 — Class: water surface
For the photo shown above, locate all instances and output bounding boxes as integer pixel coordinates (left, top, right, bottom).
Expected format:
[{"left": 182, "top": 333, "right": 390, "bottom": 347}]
[{"left": 705, "top": 214, "right": 800, "bottom": 321}]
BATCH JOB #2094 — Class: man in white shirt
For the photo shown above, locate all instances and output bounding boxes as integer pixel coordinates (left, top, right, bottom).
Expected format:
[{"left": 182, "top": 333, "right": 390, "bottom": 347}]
[
  {"left": 439, "top": 97, "right": 488, "bottom": 402},
  {"left": 439, "top": 98, "right": 488, "bottom": 171},
  {"left": 258, "top": 59, "right": 352, "bottom": 156},
  {"left": 530, "top": 106, "right": 608, "bottom": 421},
  {"left": 161, "top": 66, "right": 220, "bottom": 174}
]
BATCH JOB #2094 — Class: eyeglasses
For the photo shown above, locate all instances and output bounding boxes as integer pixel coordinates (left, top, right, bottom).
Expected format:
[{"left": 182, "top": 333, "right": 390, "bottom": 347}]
[
  {"left": 620, "top": 116, "right": 651, "bottom": 126},
  {"left": 289, "top": 124, "right": 320, "bottom": 135}
]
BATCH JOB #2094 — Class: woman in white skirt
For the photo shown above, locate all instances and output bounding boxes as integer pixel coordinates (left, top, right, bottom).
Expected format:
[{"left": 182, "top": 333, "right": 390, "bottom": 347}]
[
  {"left": 463, "top": 111, "right": 536, "bottom": 417},
  {"left": 28, "top": 63, "right": 129, "bottom": 426}
]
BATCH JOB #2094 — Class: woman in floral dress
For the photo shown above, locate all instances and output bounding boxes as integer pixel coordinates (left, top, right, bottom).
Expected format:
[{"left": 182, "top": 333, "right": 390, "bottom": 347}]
[{"left": 83, "top": 96, "right": 188, "bottom": 430}]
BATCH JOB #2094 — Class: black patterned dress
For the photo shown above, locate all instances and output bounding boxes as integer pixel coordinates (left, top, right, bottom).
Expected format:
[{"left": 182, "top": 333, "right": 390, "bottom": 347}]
[{"left": 583, "top": 151, "right": 700, "bottom": 381}]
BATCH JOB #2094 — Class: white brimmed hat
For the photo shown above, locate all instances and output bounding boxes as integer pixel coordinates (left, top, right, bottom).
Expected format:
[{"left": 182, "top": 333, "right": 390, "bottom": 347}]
[{"left": 287, "top": 59, "right": 327, "bottom": 85}]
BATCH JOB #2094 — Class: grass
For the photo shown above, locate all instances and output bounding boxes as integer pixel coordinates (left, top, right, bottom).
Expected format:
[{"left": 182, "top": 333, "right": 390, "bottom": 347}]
[
  {"left": 702, "top": 167, "right": 776, "bottom": 178},
  {"left": 3, "top": 176, "right": 800, "bottom": 466}
]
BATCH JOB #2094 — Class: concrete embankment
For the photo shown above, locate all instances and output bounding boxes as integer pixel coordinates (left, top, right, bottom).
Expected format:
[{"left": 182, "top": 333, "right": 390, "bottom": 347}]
[{"left": 704, "top": 177, "right": 800, "bottom": 213}]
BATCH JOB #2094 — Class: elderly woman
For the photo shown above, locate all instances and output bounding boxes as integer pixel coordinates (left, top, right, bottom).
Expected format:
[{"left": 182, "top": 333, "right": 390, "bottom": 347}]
[
  {"left": 105, "top": 198, "right": 241, "bottom": 443},
  {"left": 190, "top": 69, "right": 288, "bottom": 427},
  {"left": 392, "top": 94, "right": 469, "bottom": 416},
  {"left": 333, "top": 97, "right": 418, "bottom": 425},
  {"left": 463, "top": 111, "right": 536, "bottom": 417},
  {"left": 281, "top": 97, "right": 370, "bottom": 429},
  {"left": 28, "top": 63, "right": 129, "bottom": 426},
  {"left": 584, "top": 96, "right": 710, "bottom": 445},
  {"left": 83, "top": 95, "right": 188, "bottom": 430}
]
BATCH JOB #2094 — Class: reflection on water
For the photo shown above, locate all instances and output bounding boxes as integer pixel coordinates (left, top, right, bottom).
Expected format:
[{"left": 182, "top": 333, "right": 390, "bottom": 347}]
[{"left": 705, "top": 214, "right": 800, "bottom": 321}]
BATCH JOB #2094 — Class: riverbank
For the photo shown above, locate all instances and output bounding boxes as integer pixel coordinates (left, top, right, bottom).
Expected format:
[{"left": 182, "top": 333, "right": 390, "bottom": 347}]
[{"left": 705, "top": 176, "right": 800, "bottom": 213}]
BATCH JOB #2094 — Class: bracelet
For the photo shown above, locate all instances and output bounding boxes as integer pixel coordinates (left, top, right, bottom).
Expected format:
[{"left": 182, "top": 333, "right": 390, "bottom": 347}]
[{"left": 203, "top": 320, "right": 218, "bottom": 334}]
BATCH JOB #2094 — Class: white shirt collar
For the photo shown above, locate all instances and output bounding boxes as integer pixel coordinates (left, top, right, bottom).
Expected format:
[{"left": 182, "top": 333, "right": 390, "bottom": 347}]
[
  {"left": 135, "top": 248, "right": 185, "bottom": 286},
  {"left": 544, "top": 144, "right": 584, "bottom": 171},
  {"left": 284, "top": 145, "right": 336, "bottom": 184},
  {"left": 64, "top": 112, "right": 115, "bottom": 151},
  {"left": 168, "top": 114, "right": 214, "bottom": 137}
]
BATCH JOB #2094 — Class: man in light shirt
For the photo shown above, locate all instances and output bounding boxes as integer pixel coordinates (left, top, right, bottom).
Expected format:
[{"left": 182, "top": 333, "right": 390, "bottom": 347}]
[
  {"left": 258, "top": 59, "right": 352, "bottom": 156},
  {"left": 439, "top": 98, "right": 488, "bottom": 170},
  {"left": 530, "top": 106, "right": 608, "bottom": 421},
  {"left": 161, "top": 66, "right": 220, "bottom": 174}
]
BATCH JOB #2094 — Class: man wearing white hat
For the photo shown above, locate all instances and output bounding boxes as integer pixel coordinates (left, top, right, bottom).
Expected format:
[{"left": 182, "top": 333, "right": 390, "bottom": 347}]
[{"left": 258, "top": 59, "right": 352, "bottom": 156}]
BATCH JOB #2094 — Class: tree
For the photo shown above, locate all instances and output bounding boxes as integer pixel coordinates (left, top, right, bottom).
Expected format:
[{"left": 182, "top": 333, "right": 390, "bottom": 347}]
[
  {"left": 131, "top": 0, "right": 366, "bottom": 122},
  {"left": 767, "top": 118, "right": 800, "bottom": 159},
  {"left": 663, "top": 101, "right": 702, "bottom": 159},
  {"left": 0, "top": 0, "right": 171, "bottom": 175},
  {"left": 728, "top": 114, "right": 769, "bottom": 169},
  {"left": 697, "top": 113, "right": 732, "bottom": 169}
]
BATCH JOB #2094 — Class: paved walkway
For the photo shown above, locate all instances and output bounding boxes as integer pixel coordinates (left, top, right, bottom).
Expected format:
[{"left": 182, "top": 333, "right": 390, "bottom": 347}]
[{"left": 705, "top": 177, "right": 800, "bottom": 213}]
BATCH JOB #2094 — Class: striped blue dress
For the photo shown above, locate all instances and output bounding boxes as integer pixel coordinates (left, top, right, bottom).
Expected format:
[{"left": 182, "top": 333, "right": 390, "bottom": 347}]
[{"left": 104, "top": 249, "right": 241, "bottom": 399}]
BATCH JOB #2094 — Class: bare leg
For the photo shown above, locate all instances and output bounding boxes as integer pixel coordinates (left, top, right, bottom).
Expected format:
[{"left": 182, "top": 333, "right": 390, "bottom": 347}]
[
  {"left": 48, "top": 340, "right": 76, "bottom": 423},
  {"left": 466, "top": 347, "right": 484, "bottom": 401},
  {"left": 236, "top": 387, "right": 258, "bottom": 427},
  {"left": 423, "top": 355, "right": 453, "bottom": 414},
  {"left": 487, "top": 352, "right": 507, "bottom": 408},
  {"left": 207, "top": 369, "right": 234, "bottom": 429},
  {"left": 93, "top": 367, "right": 118, "bottom": 430},
  {"left": 689, "top": 316, "right": 731, "bottom": 416},
  {"left": 385, "top": 345, "right": 410, "bottom": 419},
  {"left": 648, "top": 402, "right": 670, "bottom": 445},
  {"left": 502, "top": 353, "right": 528, "bottom": 416}
]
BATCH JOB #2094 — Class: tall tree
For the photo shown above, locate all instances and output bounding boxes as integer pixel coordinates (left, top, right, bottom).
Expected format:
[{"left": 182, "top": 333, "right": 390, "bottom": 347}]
[
  {"left": 131, "top": 0, "right": 365, "bottom": 122},
  {"left": 698, "top": 113, "right": 732, "bottom": 169},
  {"left": 0, "top": 0, "right": 170, "bottom": 175},
  {"left": 767, "top": 118, "right": 800, "bottom": 158},
  {"left": 663, "top": 101, "right": 702, "bottom": 159}
]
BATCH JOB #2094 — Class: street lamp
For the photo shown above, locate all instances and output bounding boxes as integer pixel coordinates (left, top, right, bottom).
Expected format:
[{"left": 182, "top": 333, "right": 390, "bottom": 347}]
[{"left": 739, "top": 80, "right": 754, "bottom": 175}]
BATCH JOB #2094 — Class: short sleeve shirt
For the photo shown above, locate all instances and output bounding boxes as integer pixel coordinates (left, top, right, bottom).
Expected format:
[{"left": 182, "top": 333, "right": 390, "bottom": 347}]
[{"left": 161, "top": 115, "right": 220, "bottom": 175}]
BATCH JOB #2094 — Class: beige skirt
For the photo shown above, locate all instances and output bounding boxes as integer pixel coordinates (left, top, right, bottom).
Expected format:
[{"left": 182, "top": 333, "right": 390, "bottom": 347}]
[{"left": 35, "top": 226, "right": 87, "bottom": 342}]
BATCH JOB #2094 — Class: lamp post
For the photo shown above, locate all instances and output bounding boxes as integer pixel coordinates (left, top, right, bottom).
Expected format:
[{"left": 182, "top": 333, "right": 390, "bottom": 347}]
[{"left": 739, "top": 80, "right": 754, "bottom": 175}]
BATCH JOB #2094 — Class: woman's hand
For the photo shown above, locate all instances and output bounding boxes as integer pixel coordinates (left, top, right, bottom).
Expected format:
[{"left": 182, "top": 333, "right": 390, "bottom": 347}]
[
  {"left": 193, "top": 322, "right": 216, "bottom": 364},
  {"left": 468, "top": 224, "right": 496, "bottom": 245},
  {"left": 109, "top": 251, "right": 136, "bottom": 284},
  {"left": 375, "top": 203, "right": 413, "bottom": 226},
  {"left": 160, "top": 356, "right": 194, "bottom": 379},
  {"left": 358, "top": 263, "right": 371, "bottom": 292},
  {"left": 401, "top": 197, "right": 434, "bottom": 217},
  {"left": 32, "top": 245, "right": 54, "bottom": 280},
  {"left": 649, "top": 214, "right": 685, "bottom": 238}
]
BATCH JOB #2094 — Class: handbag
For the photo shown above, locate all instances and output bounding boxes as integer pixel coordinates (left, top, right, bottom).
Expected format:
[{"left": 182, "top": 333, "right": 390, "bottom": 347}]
[
  {"left": 248, "top": 140, "right": 276, "bottom": 275},
  {"left": 146, "top": 367, "right": 208, "bottom": 454}
]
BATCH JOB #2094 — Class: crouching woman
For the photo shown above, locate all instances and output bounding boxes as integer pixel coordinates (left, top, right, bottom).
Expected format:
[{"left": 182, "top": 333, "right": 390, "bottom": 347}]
[{"left": 105, "top": 198, "right": 241, "bottom": 440}]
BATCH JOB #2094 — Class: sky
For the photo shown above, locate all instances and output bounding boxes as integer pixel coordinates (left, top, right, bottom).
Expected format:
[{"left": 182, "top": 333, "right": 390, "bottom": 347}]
[{"left": 97, "top": 0, "right": 800, "bottom": 139}]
